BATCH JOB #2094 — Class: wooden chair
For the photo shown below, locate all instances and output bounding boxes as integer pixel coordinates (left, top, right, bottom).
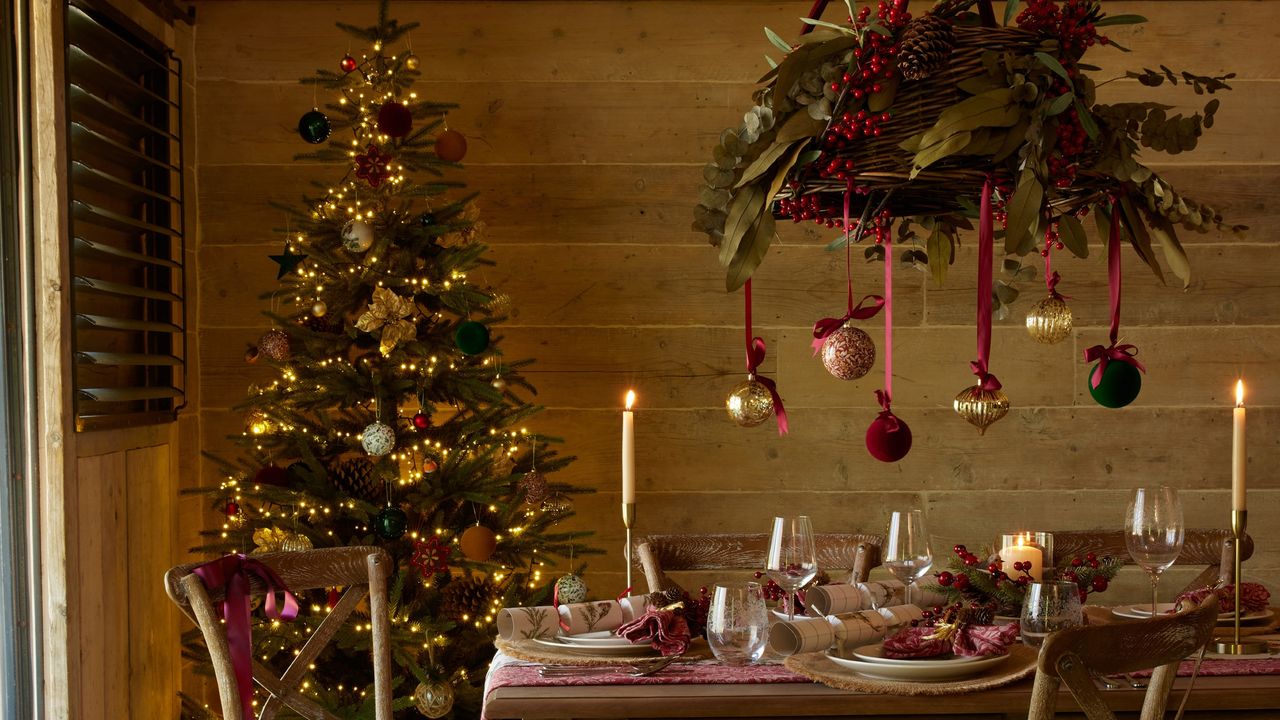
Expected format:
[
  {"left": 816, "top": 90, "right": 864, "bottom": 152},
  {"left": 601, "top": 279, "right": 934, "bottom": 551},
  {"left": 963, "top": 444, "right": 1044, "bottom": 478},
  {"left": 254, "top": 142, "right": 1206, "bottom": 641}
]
[
  {"left": 1028, "top": 595, "right": 1219, "bottom": 720},
  {"left": 1050, "top": 528, "right": 1252, "bottom": 592},
  {"left": 635, "top": 532, "right": 882, "bottom": 594},
  {"left": 164, "top": 547, "right": 394, "bottom": 720}
]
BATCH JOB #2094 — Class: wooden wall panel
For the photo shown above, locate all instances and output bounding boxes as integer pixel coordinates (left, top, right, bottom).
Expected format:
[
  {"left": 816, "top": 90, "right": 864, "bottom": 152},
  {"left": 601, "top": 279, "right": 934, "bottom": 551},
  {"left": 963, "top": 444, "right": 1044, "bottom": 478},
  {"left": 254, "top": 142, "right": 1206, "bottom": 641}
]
[{"left": 193, "top": 0, "right": 1280, "bottom": 624}]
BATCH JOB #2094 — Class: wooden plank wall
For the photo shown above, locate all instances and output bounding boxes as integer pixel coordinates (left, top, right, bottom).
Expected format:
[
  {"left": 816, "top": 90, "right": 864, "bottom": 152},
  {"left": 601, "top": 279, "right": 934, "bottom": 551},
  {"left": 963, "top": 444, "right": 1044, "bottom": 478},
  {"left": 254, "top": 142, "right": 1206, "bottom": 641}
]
[{"left": 192, "top": 0, "right": 1278, "bottom": 613}]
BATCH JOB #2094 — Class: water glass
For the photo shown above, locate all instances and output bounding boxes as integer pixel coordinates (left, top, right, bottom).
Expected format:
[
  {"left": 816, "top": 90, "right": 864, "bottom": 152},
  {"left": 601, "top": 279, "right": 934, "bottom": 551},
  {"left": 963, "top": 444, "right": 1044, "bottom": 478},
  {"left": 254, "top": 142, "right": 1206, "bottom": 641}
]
[
  {"left": 706, "top": 582, "right": 768, "bottom": 666},
  {"left": 1019, "top": 580, "right": 1083, "bottom": 647}
]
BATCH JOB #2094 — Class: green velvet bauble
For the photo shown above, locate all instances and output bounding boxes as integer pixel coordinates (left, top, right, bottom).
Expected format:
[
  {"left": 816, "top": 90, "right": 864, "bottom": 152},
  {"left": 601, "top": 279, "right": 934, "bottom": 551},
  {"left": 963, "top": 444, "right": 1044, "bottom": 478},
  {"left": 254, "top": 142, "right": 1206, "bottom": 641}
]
[
  {"left": 297, "top": 109, "right": 330, "bottom": 144},
  {"left": 454, "top": 321, "right": 490, "bottom": 356},
  {"left": 1088, "top": 361, "right": 1142, "bottom": 408},
  {"left": 373, "top": 506, "right": 408, "bottom": 540}
]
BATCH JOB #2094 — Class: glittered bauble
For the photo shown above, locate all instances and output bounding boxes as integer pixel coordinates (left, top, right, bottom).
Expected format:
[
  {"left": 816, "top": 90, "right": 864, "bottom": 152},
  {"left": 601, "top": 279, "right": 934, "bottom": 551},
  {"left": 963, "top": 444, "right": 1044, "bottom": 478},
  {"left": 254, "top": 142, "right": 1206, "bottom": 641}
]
[
  {"left": 412, "top": 412, "right": 432, "bottom": 430},
  {"left": 252, "top": 464, "right": 290, "bottom": 487},
  {"left": 341, "top": 219, "right": 375, "bottom": 253},
  {"left": 311, "top": 300, "right": 327, "bottom": 317},
  {"left": 820, "top": 326, "right": 876, "bottom": 381},
  {"left": 245, "top": 409, "right": 272, "bottom": 436},
  {"left": 340, "top": 55, "right": 357, "bottom": 73},
  {"left": 865, "top": 412, "right": 913, "bottom": 463},
  {"left": 376, "top": 102, "right": 413, "bottom": 138},
  {"left": 361, "top": 421, "right": 396, "bottom": 457},
  {"left": 555, "top": 574, "right": 588, "bottom": 604},
  {"left": 1088, "top": 361, "right": 1142, "bottom": 409},
  {"left": 297, "top": 109, "right": 330, "bottom": 144},
  {"left": 413, "top": 681, "right": 454, "bottom": 719},
  {"left": 279, "top": 532, "right": 314, "bottom": 553},
  {"left": 258, "top": 328, "right": 291, "bottom": 362},
  {"left": 373, "top": 505, "right": 408, "bottom": 540},
  {"left": 1025, "top": 295, "right": 1074, "bottom": 345},
  {"left": 454, "top": 321, "right": 490, "bottom": 355},
  {"left": 328, "top": 457, "right": 379, "bottom": 501},
  {"left": 540, "top": 493, "right": 572, "bottom": 515},
  {"left": 953, "top": 385, "right": 1011, "bottom": 435},
  {"left": 518, "top": 470, "right": 549, "bottom": 505},
  {"left": 434, "top": 129, "right": 468, "bottom": 163},
  {"left": 226, "top": 508, "right": 246, "bottom": 529},
  {"left": 725, "top": 378, "right": 773, "bottom": 428},
  {"left": 460, "top": 525, "right": 497, "bottom": 562},
  {"left": 490, "top": 292, "right": 512, "bottom": 314}
]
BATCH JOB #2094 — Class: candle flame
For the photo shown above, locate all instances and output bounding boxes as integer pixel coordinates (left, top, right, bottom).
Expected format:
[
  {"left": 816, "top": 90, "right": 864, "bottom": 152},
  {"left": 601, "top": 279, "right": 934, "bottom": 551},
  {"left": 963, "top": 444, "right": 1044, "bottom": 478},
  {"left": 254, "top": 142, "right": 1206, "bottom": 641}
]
[
  {"left": 1236, "top": 379, "right": 1245, "bottom": 407},
  {"left": 625, "top": 390, "right": 636, "bottom": 410}
]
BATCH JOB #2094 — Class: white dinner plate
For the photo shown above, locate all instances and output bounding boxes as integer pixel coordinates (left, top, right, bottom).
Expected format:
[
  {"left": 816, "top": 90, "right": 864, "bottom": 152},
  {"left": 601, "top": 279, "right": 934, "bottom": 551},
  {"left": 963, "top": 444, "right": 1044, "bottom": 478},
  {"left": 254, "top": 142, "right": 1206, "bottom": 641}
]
[
  {"left": 849, "top": 643, "right": 987, "bottom": 667},
  {"left": 825, "top": 648, "right": 1007, "bottom": 682},
  {"left": 1216, "top": 609, "right": 1273, "bottom": 624},
  {"left": 1111, "top": 603, "right": 1177, "bottom": 619},
  {"left": 531, "top": 636, "right": 658, "bottom": 656},
  {"left": 556, "top": 630, "right": 636, "bottom": 647}
]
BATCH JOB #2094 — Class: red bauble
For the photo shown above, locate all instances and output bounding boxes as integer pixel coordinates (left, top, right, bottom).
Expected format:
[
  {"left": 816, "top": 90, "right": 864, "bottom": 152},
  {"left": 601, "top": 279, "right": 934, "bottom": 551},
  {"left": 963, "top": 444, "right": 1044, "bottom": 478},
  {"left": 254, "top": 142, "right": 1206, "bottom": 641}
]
[
  {"left": 434, "top": 129, "right": 468, "bottom": 162},
  {"left": 1091, "top": 576, "right": 1109, "bottom": 593},
  {"left": 412, "top": 412, "right": 431, "bottom": 430},
  {"left": 252, "top": 464, "right": 290, "bottom": 487},
  {"left": 340, "top": 55, "right": 358, "bottom": 73},
  {"left": 377, "top": 102, "right": 413, "bottom": 138},
  {"left": 865, "top": 411, "right": 912, "bottom": 463},
  {"left": 327, "top": 587, "right": 341, "bottom": 609},
  {"left": 224, "top": 501, "right": 239, "bottom": 516}
]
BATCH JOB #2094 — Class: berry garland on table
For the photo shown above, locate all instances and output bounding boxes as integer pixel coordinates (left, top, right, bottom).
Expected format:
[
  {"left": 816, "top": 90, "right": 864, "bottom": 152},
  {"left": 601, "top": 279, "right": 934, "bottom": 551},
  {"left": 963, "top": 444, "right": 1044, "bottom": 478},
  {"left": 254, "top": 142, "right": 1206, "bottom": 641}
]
[{"left": 926, "top": 543, "right": 1121, "bottom": 613}]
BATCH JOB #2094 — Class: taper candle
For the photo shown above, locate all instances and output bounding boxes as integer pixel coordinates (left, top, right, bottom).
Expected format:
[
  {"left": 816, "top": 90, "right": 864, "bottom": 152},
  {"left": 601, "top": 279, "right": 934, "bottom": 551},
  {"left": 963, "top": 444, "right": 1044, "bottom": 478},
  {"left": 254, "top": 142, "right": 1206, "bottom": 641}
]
[
  {"left": 1233, "top": 380, "right": 1246, "bottom": 512},
  {"left": 622, "top": 390, "right": 636, "bottom": 503}
]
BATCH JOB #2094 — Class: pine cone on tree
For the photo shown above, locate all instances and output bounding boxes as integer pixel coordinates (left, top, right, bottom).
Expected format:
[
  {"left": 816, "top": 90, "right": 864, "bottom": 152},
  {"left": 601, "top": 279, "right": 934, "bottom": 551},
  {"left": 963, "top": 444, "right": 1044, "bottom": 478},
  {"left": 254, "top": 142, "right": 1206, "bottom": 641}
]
[
  {"left": 327, "top": 457, "right": 380, "bottom": 502},
  {"left": 898, "top": 15, "right": 956, "bottom": 81},
  {"left": 440, "top": 576, "right": 495, "bottom": 620}
]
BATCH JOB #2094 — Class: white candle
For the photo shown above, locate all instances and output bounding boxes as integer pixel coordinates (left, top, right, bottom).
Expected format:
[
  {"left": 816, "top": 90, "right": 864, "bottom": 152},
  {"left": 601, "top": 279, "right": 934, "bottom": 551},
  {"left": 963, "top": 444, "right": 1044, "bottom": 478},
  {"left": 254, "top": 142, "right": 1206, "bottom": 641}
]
[
  {"left": 1001, "top": 535, "right": 1044, "bottom": 582},
  {"left": 622, "top": 390, "right": 636, "bottom": 504},
  {"left": 1233, "top": 380, "right": 1246, "bottom": 512}
]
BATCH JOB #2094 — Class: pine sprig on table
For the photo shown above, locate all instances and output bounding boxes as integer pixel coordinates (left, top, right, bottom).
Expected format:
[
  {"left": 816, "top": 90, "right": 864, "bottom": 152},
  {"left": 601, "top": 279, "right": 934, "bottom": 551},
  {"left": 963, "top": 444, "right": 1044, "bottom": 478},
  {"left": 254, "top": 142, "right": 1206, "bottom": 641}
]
[{"left": 924, "top": 543, "right": 1123, "bottom": 613}]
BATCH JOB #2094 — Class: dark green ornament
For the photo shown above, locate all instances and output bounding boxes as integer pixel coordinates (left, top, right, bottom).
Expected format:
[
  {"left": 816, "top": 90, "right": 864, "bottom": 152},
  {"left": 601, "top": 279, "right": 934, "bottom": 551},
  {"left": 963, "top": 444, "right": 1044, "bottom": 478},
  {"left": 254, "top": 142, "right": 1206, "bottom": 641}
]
[
  {"left": 1088, "top": 361, "right": 1142, "bottom": 409},
  {"left": 455, "top": 321, "right": 490, "bottom": 356},
  {"left": 419, "top": 212, "right": 438, "bottom": 227},
  {"left": 297, "top": 109, "right": 331, "bottom": 144},
  {"left": 373, "top": 505, "right": 408, "bottom": 540}
]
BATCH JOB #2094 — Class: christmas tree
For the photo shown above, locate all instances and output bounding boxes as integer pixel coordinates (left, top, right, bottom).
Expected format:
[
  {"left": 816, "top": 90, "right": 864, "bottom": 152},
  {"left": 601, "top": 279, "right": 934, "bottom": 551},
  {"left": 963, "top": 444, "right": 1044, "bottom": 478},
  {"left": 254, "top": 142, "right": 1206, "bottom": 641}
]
[{"left": 189, "top": 4, "right": 595, "bottom": 717}]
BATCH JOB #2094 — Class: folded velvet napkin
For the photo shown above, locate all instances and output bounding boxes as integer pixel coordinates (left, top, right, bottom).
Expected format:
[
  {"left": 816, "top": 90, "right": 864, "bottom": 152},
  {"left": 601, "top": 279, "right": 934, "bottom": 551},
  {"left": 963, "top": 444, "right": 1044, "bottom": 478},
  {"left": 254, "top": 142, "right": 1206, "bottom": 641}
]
[
  {"left": 617, "top": 605, "right": 692, "bottom": 656},
  {"left": 882, "top": 622, "right": 1020, "bottom": 659},
  {"left": 1177, "top": 583, "right": 1270, "bottom": 614}
]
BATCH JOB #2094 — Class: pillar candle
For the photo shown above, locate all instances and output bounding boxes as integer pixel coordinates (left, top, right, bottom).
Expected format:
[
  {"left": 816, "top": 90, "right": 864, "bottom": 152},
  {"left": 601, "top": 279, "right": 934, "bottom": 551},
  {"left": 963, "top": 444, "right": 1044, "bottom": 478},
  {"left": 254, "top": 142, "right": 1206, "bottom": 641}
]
[{"left": 1001, "top": 535, "right": 1043, "bottom": 582}]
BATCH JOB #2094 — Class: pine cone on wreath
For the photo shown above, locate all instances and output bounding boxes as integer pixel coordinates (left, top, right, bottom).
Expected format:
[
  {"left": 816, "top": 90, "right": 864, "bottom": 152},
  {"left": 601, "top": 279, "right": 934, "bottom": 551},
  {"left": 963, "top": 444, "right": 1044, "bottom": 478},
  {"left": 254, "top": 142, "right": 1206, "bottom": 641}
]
[
  {"left": 328, "top": 457, "right": 380, "bottom": 502},
  {"left": 440, "top": 576, "right": 495, "bottom": 620},
  {"left": 897, "top": 15, "right": 956, "bottom": 81}
]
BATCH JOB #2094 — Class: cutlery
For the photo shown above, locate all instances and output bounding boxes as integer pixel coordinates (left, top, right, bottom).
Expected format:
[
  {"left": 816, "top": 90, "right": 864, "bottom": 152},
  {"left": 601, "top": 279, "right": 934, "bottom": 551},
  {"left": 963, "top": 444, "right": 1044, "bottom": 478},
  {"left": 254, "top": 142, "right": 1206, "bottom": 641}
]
[{"left": 538, "top": 656, "right": 678, "bottom": 677}]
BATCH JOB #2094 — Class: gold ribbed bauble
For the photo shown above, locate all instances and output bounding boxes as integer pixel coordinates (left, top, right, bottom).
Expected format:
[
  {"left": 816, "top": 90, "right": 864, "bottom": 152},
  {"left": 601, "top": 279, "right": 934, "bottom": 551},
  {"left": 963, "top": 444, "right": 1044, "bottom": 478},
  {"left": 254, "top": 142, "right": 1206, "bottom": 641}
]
[
  {"left": 1025, "top": 294, "right": 1073, "bottom": 344},
  {"left": 414, "top": 680, "right": 454, "bottom": 718},
  {"left": 725, "top": 377, "right": 774, "bottom": 428},
  {"left": 279, "top": 532, "right": 314, "bottom": 553},
  {"left": 953, "top": 385, "right": 1010, "bottom": 435}
]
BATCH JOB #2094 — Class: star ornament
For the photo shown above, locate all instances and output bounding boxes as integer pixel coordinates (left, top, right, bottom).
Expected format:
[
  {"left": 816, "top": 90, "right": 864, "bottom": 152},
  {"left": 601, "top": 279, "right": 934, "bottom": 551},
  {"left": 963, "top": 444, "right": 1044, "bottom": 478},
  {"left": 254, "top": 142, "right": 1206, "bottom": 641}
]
[
  {"left": 269, "top": 246, "right": 309, "bottom": 279},
  {"left": 354, "top": 286, "right": 417, "bottom": 356},
  {"left": 354, "top": 144, "right": 394, "bottom": 187}
]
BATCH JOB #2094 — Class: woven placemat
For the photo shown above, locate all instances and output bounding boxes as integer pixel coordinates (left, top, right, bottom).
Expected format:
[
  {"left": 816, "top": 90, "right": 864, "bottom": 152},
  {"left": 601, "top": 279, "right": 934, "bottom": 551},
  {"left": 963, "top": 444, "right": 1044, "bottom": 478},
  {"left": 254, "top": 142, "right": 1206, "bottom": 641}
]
[
  {"left": 783, "top": 645, "right": 1038, "bottom": 696},
  {"left": 495, "top": 637, "right": 713, "bottom": 667}
]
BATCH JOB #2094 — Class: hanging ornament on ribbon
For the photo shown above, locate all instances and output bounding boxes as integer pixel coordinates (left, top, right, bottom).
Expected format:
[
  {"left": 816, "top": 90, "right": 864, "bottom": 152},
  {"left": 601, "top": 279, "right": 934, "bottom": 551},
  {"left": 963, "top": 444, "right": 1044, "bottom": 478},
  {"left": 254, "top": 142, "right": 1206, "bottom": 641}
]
[
  {"left": 865, "top": 203, "right": 911, "bottom": 463},
  {"left": 813, "top": 182, "right": 884, "bottom": 381},
  {"left": 725, "top": 279, "right": 787, "bottom": 434},
  {"left": 297, "top": 108, "right": 330, "bottom": 144},
  {"left": 955, "top": 178, "right": 1010, "bottom": 435},
  {"left": 1025, "top": 224, "right": 1073, "bottom": 344},
  {"left": 1085, "top": 203, "right": 1145, "bottom": 408},
  {"left": 376, "top": 101, "right": 413, "bottom": 138},
  {"left": 518, "top": 438, "right": 549, "bottom": 505}
]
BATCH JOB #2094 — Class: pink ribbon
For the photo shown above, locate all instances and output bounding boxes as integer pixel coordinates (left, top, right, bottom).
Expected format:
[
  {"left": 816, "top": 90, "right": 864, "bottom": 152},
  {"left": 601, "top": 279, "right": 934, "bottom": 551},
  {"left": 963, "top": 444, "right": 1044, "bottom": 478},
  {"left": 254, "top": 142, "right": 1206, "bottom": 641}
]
[
  {"left": 1083, "top": 203, "right": 1145, "bottom": 389},
  {"left": 744, "top": 279, "right": 788, "bottom": 435},
  {"left": 191, "top": 554, "right": 299, "bottom": 719},
  {"left": 812, "top": 182, "right": 884, "bottom": 354},
  {"left": 970, "top": 177, "right": 1002, "bottom": 392},
  {"left": 873, "top": 213, "right": 903, "bottom": 428},
  {"left": 873, "top": 389, "right": 901, "bottom": 431}
]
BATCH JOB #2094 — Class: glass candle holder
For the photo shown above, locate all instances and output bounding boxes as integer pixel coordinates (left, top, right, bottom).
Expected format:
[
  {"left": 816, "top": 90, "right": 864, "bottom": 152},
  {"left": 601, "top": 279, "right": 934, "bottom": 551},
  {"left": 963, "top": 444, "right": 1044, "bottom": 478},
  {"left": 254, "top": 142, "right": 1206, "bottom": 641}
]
[{"left": 997, "top": 532, "right": 1054, "bottom": 582}]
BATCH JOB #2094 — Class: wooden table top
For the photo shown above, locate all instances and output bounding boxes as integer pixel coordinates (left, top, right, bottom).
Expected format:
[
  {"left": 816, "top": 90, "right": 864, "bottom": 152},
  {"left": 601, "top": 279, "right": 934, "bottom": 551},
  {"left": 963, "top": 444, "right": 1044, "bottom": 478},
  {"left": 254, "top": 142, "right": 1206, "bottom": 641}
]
[{"left": 483, "top": 673, "right": 1280, "bottom": 719}]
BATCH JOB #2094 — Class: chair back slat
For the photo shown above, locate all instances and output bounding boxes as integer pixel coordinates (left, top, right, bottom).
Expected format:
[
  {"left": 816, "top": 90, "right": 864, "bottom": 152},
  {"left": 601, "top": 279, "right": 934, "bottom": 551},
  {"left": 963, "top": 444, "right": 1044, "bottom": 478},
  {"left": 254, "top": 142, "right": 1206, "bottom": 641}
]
[
  {"left": 164, "top": 546, "right": 383, "bottom": 605},
  {"left": 1050, "top": 529, "right": 1250, "bottom": 567},
  {"left": 640, "top": 532, "right": 882, "bottom": 571},
  {"left": 1040, "top": 595, "right": 1220, "bottom": 676}
]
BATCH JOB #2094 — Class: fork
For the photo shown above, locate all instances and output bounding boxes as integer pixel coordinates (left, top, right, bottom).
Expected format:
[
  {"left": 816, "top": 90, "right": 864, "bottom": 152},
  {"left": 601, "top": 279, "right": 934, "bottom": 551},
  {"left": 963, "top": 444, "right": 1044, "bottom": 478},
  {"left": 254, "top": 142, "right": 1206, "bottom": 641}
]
[{"left": 539, "top": 656, "right": 678, "bottom": 677}]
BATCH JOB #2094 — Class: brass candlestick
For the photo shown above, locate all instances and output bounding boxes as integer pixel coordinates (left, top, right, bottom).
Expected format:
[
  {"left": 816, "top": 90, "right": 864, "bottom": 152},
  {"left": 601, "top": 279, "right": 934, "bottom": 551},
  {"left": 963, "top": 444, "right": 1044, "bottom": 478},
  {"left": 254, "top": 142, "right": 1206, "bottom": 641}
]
[
  {"left": 1213, "top": 510, "right": 1266, "bottom": 655},
  {"left": 622, "top": 502, "right": 636, "bottom": 595}
]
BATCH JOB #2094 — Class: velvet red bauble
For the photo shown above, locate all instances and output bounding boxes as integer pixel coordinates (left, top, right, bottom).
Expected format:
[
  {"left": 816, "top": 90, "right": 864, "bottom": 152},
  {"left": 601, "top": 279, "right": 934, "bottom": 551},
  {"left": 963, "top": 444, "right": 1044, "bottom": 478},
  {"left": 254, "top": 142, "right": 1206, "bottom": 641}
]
[
  {"left": 865, "top": 411, "right": 912, "bottom": 463},
  {"left": 412, "top": 412, "right": 431, "bottom": 430},
  {"left": 252, "top": 464, "right": 290, "bottom": 487},
  {"left": 340, "top": 55, "right": 357, "bottom": 73},
  {"left": 377, "top": 102, "right": 413, "bottom": 138},
  {"left": 434, "top": 129, "right": 468, "bottom": 162}
]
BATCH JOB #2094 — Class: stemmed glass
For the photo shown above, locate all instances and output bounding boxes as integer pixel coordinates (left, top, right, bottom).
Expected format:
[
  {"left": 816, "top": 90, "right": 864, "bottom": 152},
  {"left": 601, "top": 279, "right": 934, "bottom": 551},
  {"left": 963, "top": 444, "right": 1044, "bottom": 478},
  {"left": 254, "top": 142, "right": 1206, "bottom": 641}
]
[
  {"left": 883, "top": 510, "right": 933, "bottom": 606},
  {"left": 765, "top": 516, "right": 818, "bottom": 621},
  {"left": 1125, "top": 487, "right": 1185, "bottom": 616}
]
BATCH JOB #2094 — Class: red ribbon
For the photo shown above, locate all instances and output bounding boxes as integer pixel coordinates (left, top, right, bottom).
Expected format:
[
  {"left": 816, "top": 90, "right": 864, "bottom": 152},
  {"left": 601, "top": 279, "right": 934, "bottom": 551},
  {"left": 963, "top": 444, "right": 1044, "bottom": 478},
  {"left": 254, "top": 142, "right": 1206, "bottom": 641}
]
[
  {"left": 1044, "top": 226, "right": 1069, "bottom": 301},
  {"left": 191, "top": 554, "right": 299, "bottom": 719},
  {"left": 799, "top": 0, "right": 832, "bottom": 35},
  {"left": 813, "top": 182, "right": 884, "bottom": 354},
  {"left": 873, "top": 209, "right": 902, "bottom": 425},
  {"left": 1083, "top": 204, "right": 1145, "bottom": 388},
  {"left": 744, "top": 279, "right": 788, "bottom": 435},
  {"left": 970, "top": 177, "right": 1002, "bottom": 392}
]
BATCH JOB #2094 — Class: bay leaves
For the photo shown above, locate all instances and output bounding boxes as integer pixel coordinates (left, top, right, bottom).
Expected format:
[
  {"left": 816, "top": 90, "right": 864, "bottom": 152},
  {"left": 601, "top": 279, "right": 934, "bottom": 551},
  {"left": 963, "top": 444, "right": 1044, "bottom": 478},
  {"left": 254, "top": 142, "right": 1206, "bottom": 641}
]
[
  {"left": 1118, "top": 195, "right": 1165, "bottom": 283},
  {"left": 910, "top": 131, "right": 973, "bottom": 178},
  {"left": 1148, "top": 215, "right": 1191, "bottom": 288},
  {"left": 1058, "top": 214, "right": 1088, "bottom": 258},
  {"left": 868, "top": 76, "right": 899, "bottom": 112},
  {"left": 958, "top": 74, "right": 1004, "bottom": 96},
  {"left": 765, "top": 143, "right": 808, "bottom": 204},
  {"left": 1045, "top": 92, "right": 1074, "bottom": 117},
  {"left": 735, "top": 139, "right": 801, "bottom": 189},
  {"left": 899, "top": 132, "right": 925, "bottom": 153},
  {"left": 776, "top": 110, "right": 826, "bottom": 144},
  {"left": 764, "top": 26, "right": 793, "bottom": 54},
  {"left": 719, "top": 185, "right": 765, "bottom": 267},
  {"left": 1004, "top": 169, "right": 1043, "bottom": 254},
  {"left": 795, "top": 149, "right": 822, "bottom": 166},
  {"left": 927, "top": 227, "right": 950, "bottom": 286},
  {"left": 1093, "top": 14, "right": 1148, "bottom": 27},
  {"left": 920, "top": 89, "right": 1020, "bottom": 148},
  {"left": 963, "top": 128, "right": 1006, "bottom": 156},
  {"left": 1075, "top": 98, "right": 1099, "bottom": 140},
  {"left": 726, "top": 211, "right": 776, "bottom": 291},
  {"left": 993, "top": 119, "right": 1030, "bottom": 162}
]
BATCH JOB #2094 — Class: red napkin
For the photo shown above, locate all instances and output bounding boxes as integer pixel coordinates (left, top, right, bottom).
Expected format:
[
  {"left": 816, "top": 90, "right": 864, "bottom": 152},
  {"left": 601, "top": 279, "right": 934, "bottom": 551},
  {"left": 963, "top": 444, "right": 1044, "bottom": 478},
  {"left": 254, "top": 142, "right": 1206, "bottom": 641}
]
[
  {"left": 617, "top": 606, "right": 692, "bottom": 656},
  {"left": 1177, "top": 583, "right": 1270, "bottom": 614},
  {"left": 881, "top": 626, "right": 950, "bottom": 658},
  {"left": 882, "top": 623, "right": 1019, "bottom": 659}
]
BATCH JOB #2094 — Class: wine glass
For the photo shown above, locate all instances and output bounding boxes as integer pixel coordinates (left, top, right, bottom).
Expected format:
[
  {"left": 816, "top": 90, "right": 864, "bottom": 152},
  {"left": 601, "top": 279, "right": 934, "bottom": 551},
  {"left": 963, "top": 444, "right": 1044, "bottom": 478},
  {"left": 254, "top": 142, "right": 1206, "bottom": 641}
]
[
  {"left": 883, "top": 510, "right": 933, "bottom": 606},
  {"left": 706, "top": 582, "right": 769, "bottom": 665},
  {"left": 1019, "top": 580, "right": 1083, "bottom": 647},
  {"left": 1125, "top": 487, "right": 1185, "bottom": 616},
  {"left": 765, "top": 516, "right": 818, "bottom": 621}
]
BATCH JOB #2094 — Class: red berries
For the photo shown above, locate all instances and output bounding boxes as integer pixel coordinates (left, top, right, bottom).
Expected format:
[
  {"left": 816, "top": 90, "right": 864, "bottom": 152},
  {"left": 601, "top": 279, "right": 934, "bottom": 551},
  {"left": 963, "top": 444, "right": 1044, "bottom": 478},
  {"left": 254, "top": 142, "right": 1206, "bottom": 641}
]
[
  {"left": 953, "top": 573, "right": 971, "bottom": 591},
  {"left": 937, "top": 571, "right": 954, "bottom": 586}
]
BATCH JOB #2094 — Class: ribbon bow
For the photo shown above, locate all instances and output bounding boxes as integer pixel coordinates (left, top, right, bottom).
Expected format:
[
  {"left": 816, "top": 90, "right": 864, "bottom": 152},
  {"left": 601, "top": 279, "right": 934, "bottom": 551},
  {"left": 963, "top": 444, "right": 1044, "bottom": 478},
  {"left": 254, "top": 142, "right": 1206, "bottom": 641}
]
[
  {"left": 747, "top": 337, "right": 789, "bottom": 436},
  {"left": 873, "top": 389, "right": 901, "bottom": 431},
  {"left": 1083, "top": 200, "right": 1145, "bottom": 390},
  {"left": 1083, "top": 343, "right": 1146, "bottom": 390},
  {"left": 969, "top": 361, "right": 1003, "bottom": 392},
  {"left": 191, "top": 554, "right": 299, "bottom": 719},
  {"left": 1045, "top": 270, "right": 1069, "bottom": 301},
  {"left": 810, "top": 296, "right": 885, "bottom": 355}
]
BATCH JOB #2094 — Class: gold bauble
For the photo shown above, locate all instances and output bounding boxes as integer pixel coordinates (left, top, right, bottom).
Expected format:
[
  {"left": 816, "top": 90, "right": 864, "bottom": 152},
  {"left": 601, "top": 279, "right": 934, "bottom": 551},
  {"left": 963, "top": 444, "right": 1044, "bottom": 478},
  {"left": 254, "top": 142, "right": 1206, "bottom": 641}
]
[
  {"left": 726, "top": 378, "right": 774, "bottom": 428},
  {"left": 414, "top": 680, "right": 453, "bottom": 718},
  {"left": 953, "top": 385, "right": 1010, "bottom": 435},
  {"left": 311, "top": 300, "right": 328, "bottom": 317},
  {"left": 404, "top": 55, "right": 421, "bottom": 72},
  {"left": 279, "top": 532, "right": 314, "bottom": 553},
  {"left": 1025, "top": 295, "right": 1073, "bottom": 344},
  {"left": 459, "top": 525, "right": 497, "bottom": 562}
]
